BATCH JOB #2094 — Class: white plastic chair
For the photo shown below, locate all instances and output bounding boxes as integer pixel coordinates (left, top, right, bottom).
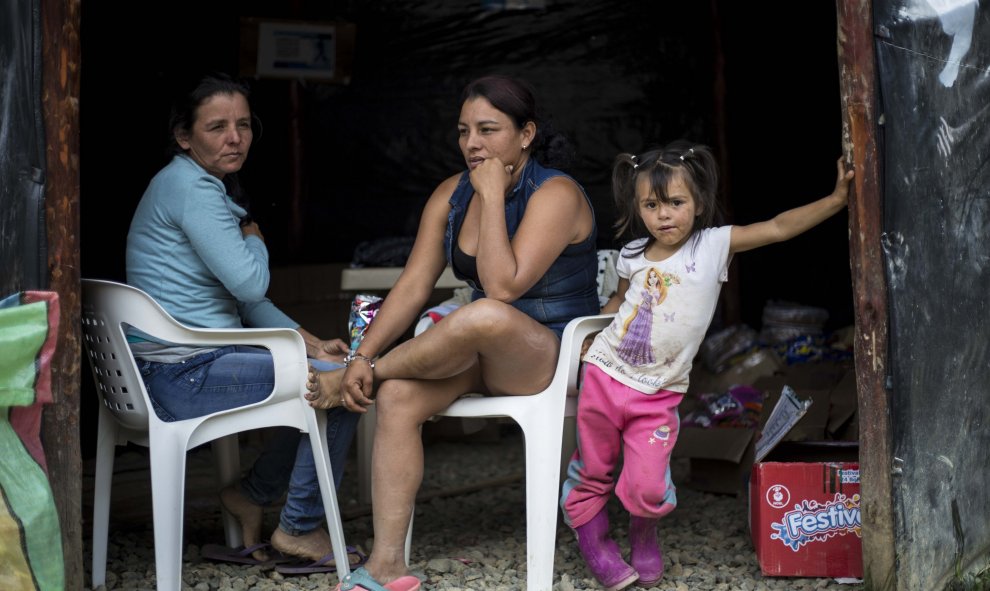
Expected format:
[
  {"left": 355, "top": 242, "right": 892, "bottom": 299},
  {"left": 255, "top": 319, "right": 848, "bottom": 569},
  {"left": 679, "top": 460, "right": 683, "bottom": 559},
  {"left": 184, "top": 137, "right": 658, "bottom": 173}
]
[
  {"left": 80, "top": 279, "right": 352, "bottom": 591},
  {"left": 357, "top": 313, "right": 613, "bottom": 591}
]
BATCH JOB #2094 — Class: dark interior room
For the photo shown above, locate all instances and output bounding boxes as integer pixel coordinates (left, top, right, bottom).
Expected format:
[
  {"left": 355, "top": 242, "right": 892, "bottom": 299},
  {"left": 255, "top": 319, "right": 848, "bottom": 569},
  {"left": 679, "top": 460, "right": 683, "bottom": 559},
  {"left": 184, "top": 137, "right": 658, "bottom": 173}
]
[
  {"left": 80, "top": 0, "right": 851, "bottom": 324},
  {"left": 78, "top": 0, "right": 853, "bottom": 456}
]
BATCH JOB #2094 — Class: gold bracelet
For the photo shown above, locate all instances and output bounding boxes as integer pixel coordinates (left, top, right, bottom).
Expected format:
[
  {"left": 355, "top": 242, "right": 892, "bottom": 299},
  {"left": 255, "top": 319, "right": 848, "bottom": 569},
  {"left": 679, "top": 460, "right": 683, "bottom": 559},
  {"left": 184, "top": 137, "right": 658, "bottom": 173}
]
[{"left": 344, "top": 352, "right": 376, "bottom": 370}]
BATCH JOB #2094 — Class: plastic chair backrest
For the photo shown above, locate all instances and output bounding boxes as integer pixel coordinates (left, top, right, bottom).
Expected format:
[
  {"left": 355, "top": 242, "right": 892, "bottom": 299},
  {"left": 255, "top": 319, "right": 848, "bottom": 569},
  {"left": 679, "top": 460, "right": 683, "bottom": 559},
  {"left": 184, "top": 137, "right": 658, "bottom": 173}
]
[{"left": 80, "top": 281, "right": 160, "bottom": 430}]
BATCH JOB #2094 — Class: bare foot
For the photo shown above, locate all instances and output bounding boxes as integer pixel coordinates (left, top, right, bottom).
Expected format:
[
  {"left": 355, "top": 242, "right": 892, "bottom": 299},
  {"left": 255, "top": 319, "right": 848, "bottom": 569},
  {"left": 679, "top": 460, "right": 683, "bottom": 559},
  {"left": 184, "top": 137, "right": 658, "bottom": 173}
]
[
  {"left": 305, "top": 365, "right": 345, "bottom": 409},
  {"left": 271, "top": 526, "right": 366, "bottom": 566},
  {"left": 271, "top": 526, "right": 332, "bottom": 562},
  {"left": 219, "top": 485, "right": 268, "bottom": 561}
]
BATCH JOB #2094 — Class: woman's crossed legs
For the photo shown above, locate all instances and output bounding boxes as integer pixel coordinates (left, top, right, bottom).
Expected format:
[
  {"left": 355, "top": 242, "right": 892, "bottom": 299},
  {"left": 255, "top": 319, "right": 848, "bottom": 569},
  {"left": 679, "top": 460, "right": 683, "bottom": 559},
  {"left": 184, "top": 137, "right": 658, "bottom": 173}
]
[{"left": 314, "top": 299, "right": 561, "bottom": 587}]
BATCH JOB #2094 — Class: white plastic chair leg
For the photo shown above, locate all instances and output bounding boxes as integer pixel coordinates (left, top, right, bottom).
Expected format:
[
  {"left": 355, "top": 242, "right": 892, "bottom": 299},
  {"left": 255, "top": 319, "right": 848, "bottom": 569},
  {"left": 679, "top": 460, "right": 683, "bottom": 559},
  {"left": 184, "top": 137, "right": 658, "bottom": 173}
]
[
  {"left": 403, "top": 512, "right": 414, "bottom": 566},
  {"left": 91, "top": 406, "right": 117, "bottom": 588},
  {"left": 149, "top": 434, "right": 192, "bottom": 591},
  {"left": 211, "top": 435, "right": 243, "bottom": 548},
  {"left": 520, "top": 414, "right": 566, "bottom": 591},
  {"left": 308, "top": 409, "right": 351, "bottom": 581},
  {"left": 402, "top": 423, "right": 425, "bottom": 567},
  {"left": 560, "top": 415, "right": 577, "bottom": 487},
  {"left": 356, "top": 405, "right": 376, "bottom": 505}
]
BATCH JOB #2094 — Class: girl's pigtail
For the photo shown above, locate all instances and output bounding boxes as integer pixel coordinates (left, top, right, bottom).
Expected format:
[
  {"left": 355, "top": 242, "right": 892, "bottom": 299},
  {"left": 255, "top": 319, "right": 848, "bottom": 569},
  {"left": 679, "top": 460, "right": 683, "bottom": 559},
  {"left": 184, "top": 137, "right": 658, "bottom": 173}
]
[{"left": 611, "top": 153, "right": 640, "bottom": 241}]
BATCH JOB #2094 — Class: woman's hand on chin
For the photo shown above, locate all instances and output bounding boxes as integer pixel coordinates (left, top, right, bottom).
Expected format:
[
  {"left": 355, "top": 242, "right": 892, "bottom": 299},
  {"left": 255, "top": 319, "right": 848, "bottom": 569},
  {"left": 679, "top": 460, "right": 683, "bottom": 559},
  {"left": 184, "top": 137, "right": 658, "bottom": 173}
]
[{"left": 469, "top": 157, "right": 513, "bottom": 200}]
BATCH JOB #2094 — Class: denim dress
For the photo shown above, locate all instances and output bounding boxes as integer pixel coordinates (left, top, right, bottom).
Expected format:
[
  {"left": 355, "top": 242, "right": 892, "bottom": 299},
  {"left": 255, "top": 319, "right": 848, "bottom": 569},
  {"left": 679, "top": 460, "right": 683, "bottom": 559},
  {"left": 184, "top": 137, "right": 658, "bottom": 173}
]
[{"left": 443, "top": 159, "right": 600, "bottom": 337}]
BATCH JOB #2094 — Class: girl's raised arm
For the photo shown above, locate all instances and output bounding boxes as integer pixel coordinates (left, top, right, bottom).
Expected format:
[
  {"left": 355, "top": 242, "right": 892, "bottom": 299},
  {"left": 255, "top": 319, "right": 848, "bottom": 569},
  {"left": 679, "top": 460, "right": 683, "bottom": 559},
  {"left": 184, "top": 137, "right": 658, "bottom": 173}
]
[{"left": 730, "top": 158, "right": 853, "bottom": 255}]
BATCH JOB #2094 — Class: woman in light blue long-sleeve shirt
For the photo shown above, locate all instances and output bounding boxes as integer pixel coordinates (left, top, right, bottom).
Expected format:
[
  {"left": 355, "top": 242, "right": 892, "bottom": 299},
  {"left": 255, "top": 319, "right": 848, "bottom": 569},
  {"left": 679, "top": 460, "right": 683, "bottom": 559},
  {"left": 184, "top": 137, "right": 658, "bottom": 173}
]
[{"left": 126, "top": 73, "right": 361, "bottom": 569}]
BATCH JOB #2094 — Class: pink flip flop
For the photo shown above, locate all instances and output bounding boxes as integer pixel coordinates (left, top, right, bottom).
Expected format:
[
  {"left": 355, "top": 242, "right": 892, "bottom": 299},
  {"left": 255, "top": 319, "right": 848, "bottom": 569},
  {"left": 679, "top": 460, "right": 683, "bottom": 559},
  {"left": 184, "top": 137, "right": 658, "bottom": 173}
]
[{"left": 335, "top": 567, "right": 421, "bottom": 591}]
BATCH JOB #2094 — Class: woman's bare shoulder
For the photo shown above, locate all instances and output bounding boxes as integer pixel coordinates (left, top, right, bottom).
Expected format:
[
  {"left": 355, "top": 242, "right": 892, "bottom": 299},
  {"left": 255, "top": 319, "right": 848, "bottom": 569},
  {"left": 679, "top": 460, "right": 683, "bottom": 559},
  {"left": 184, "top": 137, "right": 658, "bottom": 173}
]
[
  {"left": 531, "top": 175, "right": 588, "bottom": 214},
  {"left": 421, "top": 171, "right": 465, "bottom": 218},
  {"left": 538, "top": 174, "right": 583, "bottom": 198},
  {"left": 433, "top": 171, "right": 465, "bottom": 197}
]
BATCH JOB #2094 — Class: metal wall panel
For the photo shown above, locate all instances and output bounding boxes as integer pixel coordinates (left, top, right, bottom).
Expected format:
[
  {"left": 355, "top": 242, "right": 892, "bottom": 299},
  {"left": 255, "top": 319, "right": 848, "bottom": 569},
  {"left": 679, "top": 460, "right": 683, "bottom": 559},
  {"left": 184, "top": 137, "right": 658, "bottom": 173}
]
[
  {"left": 0, "top": 0, "right": 47, "bottom": 292},
  {"left": 876, "top": 1, "right": 990, "bottom": 589}
]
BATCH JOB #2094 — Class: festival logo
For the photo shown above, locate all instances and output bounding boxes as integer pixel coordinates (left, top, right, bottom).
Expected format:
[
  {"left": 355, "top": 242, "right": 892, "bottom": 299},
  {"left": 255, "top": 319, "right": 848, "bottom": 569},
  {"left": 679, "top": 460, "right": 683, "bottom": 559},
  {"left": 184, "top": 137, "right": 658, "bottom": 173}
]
[{"left": 770, "top": 493, "right": 862, "bottom": 552}]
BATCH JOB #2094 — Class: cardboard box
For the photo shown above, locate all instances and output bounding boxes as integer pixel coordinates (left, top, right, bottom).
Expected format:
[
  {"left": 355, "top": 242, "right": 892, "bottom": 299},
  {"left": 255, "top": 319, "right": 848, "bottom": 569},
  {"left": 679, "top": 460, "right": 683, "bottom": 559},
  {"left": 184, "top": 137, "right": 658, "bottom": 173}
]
[
  {"left": 755, "top": 379, "right": 830, "bottom": 443},
  {"left": 674, "top": 359, "right": 858, "bottom": 495},
  {"left": 753, "top": 364, "right": 858, "bottom": 443},
  {"left": 750, "top": 460, "right": 863, "bottom": 578},
  {"left": 673, "top": 427, "right": 756, "bottom": 495},
  {"left": 680, "top": 353, "right": 864, "bottom": 576}
]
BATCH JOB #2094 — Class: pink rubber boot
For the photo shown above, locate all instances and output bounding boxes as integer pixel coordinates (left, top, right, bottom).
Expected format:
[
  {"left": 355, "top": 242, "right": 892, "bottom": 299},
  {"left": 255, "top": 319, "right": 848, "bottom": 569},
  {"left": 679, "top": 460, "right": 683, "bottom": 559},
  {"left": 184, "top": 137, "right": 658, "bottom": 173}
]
[
  {"left": 575, "top": 507, "right": 639, "bottom": 591},
  {"left": 629, "top": 515, "right": 663, "bottom": 587}
]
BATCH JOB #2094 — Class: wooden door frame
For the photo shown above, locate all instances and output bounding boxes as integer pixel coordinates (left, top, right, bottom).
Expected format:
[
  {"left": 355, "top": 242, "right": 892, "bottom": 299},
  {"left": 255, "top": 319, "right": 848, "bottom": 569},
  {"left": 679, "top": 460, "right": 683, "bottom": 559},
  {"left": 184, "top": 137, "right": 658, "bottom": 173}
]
[
  {"left": 836, "top": 1, "right": 896, "bottom": 589},
  {"left": 42, "top": 0, "right": 83, "bottom": 588}
]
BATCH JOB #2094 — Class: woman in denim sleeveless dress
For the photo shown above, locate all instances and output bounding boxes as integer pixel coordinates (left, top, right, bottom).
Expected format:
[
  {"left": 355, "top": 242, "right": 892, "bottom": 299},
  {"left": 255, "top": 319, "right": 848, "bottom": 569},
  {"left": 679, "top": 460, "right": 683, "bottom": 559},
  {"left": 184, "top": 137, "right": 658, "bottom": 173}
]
[{"left": 307, "top": 75, "right": 598, "bottom": 591}]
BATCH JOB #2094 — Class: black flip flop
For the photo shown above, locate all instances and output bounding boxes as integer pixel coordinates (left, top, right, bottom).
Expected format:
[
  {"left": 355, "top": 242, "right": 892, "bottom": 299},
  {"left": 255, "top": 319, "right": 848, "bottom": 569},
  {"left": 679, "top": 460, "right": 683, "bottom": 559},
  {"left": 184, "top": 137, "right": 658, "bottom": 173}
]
[
  {"left": 275, "top": 545, "right": 368, "bottom": 575},
  {"left": 200, "top": 542, "right": 290, "bottom": 566}
]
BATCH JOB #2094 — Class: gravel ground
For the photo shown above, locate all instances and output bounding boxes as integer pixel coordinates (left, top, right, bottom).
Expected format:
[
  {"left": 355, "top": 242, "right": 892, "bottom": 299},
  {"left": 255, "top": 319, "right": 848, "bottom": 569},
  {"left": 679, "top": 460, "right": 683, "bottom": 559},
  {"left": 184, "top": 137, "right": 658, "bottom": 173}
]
[{"left": 86, "top": 425, "right": 864, "bottom": 591}]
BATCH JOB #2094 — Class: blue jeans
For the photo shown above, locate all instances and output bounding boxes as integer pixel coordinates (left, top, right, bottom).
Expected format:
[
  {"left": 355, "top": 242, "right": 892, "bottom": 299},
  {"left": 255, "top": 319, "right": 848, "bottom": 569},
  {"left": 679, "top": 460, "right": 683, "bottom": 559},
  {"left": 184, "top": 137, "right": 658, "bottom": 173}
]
[
  {"left": 138, "top": 348, "right": 359, "bottom": 534},
  {"left": 139, "top": 345, "right": 277, "bottom": 422}
]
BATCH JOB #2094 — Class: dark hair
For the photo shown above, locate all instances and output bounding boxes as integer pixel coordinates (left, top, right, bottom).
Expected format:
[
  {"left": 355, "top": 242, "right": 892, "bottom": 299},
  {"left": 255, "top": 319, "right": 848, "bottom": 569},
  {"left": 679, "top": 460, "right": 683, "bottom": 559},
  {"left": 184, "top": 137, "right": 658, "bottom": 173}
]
[
  {"left": 167, "top": 72, "right": 257, "bottom": 202},
  {"left": 612, "top": 140, "right": 722, "bottom": 256},
  {"left": 460, "top": 75, "right": 573, "bottom": 169}
]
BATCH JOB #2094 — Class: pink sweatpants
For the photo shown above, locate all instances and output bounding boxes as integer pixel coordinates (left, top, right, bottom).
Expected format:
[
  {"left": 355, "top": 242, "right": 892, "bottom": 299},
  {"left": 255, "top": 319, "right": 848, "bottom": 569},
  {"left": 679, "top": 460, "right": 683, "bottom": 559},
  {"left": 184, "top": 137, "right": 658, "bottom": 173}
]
[{"left": 561, "top": 364, "right": 683, "bottom": 528}]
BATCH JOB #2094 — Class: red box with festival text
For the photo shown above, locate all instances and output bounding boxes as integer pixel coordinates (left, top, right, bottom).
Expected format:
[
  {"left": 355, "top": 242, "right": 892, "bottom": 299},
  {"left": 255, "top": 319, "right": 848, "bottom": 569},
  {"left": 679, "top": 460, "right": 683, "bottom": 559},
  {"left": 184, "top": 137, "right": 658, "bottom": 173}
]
[{"left": 749, "top": 462, "right": 863, "bottom": 578}]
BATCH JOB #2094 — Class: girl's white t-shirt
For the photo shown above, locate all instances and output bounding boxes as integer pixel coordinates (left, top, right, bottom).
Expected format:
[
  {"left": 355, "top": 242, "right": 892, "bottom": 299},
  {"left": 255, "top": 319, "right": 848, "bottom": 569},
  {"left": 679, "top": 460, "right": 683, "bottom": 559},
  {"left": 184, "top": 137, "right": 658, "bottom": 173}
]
[{"left": 584, "top": 226, "right": 733, "bottom": 394}]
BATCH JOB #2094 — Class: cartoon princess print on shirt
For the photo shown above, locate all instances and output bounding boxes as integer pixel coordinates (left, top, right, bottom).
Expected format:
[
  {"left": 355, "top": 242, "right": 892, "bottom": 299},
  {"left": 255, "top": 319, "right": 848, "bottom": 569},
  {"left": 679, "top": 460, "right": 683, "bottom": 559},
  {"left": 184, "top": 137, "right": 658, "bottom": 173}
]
[{"left": 616, "top": 267, "right": 680, "bottom": 366}]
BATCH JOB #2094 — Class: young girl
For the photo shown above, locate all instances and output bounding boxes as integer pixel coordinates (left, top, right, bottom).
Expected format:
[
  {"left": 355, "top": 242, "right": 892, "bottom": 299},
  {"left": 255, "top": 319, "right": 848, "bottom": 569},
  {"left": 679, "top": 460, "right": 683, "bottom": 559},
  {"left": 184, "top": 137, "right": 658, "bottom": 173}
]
[{"left": 559, "top": 140, "right": 854, "bottom": 590}]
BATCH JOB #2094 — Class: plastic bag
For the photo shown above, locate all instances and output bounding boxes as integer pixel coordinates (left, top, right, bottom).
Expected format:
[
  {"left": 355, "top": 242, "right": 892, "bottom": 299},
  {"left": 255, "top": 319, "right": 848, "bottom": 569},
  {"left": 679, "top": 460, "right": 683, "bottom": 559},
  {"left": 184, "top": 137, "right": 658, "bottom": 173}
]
[
  {"left": 699, "top": 324, "right": 758, "bottom": 373},
  {"left": 682, "top": 385, "right": 764, "bottom": 429},
  {"left": 0, "top": 291, "right": 64, "bottom": 590}
]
